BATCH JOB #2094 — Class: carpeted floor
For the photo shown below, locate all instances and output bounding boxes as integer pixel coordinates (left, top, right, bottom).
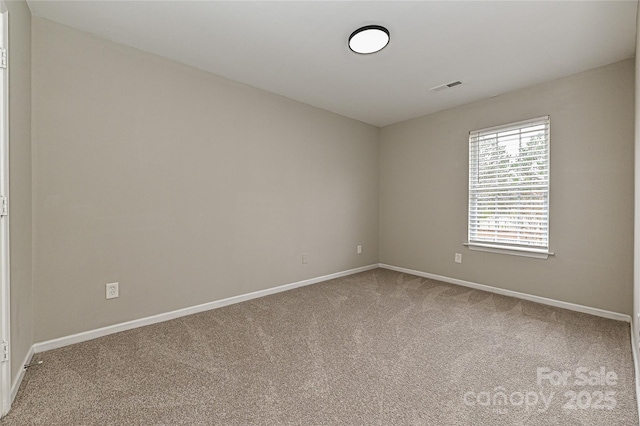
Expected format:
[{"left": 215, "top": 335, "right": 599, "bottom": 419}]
[{"left": 1, "top": 268, "right": 637, "bottom": 425}]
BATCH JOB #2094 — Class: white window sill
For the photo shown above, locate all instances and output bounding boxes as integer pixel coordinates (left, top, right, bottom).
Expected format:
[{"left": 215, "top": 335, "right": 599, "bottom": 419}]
[{"left": 464, "top": 242, "right": 554, "bottom": 259}]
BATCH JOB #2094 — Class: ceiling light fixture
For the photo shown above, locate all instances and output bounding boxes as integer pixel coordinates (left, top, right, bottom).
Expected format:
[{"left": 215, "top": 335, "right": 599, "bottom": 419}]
[{"left": 348, "top": 25, "right": 389, "bottom": 54}]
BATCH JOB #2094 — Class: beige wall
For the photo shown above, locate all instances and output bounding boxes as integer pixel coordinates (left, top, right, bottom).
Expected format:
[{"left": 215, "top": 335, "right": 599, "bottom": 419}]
[
  {"left": 31, "top": 18, "right": 379, "bottom": 342},
  {"left": 6, "top": 0, "right": 32, "bottom": 382},
  {"left": 380, "top": 60, "right": 634, "bottom": 315},
  {"left": 25, "top": 15, "right": 636, "bottom": 343}
]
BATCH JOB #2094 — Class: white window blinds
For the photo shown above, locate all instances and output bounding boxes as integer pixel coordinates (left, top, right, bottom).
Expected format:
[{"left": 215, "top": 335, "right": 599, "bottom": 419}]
[{"left": 468, "top": 116, "right": 550, "bottom": 253}]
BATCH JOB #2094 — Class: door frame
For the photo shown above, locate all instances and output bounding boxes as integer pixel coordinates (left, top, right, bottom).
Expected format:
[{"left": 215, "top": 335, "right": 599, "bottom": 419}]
[
  {"left": 634, "top": 3, "right": 640, "bottom": 418},
  {"left": 0, "top": 2, "right": 10, "bottom": 416}
]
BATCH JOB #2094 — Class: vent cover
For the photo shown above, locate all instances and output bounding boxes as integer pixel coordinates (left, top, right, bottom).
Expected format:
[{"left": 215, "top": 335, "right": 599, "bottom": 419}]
[{"left": 430, "top": 80, "right": 463, "bottom": 92}]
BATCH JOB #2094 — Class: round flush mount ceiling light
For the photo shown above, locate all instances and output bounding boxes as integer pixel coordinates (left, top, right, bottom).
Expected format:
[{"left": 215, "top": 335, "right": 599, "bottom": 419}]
[{"left": 348, "top": 25, "right": 390, "bottom": 54}]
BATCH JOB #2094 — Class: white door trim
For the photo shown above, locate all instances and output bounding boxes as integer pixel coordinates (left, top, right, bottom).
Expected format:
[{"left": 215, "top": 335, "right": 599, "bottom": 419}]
[
  {"left": 634, "top": 4, "right": 640, "bottom": 424},
  {"left": 0, "top": 2, "right": 10, "bottom": 416}
]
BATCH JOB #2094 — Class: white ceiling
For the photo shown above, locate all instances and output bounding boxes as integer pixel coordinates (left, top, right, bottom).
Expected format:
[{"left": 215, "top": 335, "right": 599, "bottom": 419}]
[{"left": 26, "top": 1, "right": 638, "bottom": 127}]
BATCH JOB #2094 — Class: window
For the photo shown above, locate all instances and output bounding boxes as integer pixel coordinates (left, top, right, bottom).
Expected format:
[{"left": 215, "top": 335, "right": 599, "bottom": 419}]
[{"left": 468, "top": 116, "right": 550, "bottom": 258}]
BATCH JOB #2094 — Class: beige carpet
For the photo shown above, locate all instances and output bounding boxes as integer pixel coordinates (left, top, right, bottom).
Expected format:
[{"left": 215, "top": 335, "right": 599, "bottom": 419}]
[{"left": 2, "top": 268, "right": 637, "bottom": 425}]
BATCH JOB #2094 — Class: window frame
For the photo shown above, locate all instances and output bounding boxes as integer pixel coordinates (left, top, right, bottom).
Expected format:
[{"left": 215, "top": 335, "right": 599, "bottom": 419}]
[{"left": 466, "top": 116, "right": 553, "bottom": 259}]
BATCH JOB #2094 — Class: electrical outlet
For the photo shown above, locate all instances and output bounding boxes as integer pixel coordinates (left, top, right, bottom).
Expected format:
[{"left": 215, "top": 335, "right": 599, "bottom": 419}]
[
  {"left": 106, "top": 282, "right": 119, "bottom": 299},
  {"left": 357, "top": 245, "right": 362, "bottom": 254},
  {"left": 302, "top": 253, "right": 309, "bottom": 264},
  {"left": 454, "top": 253, "right": 462, "bottom": 264}
]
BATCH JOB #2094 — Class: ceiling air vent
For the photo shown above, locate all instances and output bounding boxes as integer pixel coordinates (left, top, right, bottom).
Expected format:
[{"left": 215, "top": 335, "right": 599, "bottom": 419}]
[{"left": 430, "top": 80, "right": 463, "bottom": 92}]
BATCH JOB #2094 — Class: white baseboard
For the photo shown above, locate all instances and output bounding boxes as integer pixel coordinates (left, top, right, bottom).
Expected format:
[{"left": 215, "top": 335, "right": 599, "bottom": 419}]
[
  {"left": 630, "top": 321, "right": 640, "bottom": 425},
  {"left": 379, "top": 263, "right": 631, "bottom": 323},
  {"left": 11, "top": 345, "right": 33, "bottom": 404},
  {"left": 33, "top": 264, "right": 379, "bottom": 354},
  {"left": 32, "top": 263, "right": 630, "bottom": 354}
]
